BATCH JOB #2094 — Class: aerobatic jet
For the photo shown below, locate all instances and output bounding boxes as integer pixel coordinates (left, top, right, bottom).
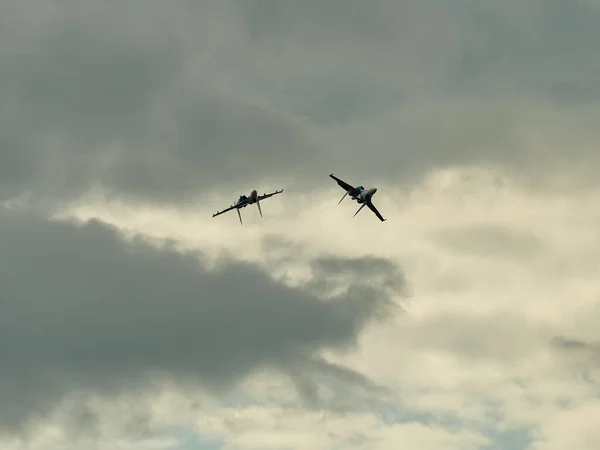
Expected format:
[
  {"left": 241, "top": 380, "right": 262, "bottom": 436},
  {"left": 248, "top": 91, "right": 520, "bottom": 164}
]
[
  {"left": 212, "top": 189, "right": 283, "bottom": 224},
  {"left": 329, "top": 173, "right": 386, "bottom": 222}
]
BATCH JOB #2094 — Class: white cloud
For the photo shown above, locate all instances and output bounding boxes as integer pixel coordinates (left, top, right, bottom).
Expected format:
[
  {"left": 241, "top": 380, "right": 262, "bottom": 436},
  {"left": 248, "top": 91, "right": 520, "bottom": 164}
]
[{"left": 50, "top": 164, "right": 600, "bottom": 448}]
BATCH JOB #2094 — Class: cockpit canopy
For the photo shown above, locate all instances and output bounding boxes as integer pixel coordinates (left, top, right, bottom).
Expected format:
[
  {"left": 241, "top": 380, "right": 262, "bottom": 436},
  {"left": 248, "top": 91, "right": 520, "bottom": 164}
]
[
  {"left": 237, "top": 195, "right": 248, "bottom": 204},
  {"left": 356, "top": 185, "right": 365, "bottom": 191}
]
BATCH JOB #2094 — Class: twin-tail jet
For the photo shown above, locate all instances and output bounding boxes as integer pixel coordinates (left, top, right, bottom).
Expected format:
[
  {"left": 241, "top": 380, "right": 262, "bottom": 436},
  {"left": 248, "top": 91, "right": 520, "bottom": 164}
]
[
  {"left": 329, "top": 173, "right": 386, "bottom": 222},
  {"left": 212, "top": 189, "right": 283, "bottom": 224}
]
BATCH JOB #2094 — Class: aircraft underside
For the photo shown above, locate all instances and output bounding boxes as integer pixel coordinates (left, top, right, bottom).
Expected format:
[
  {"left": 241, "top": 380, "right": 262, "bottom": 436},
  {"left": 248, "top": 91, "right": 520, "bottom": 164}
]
[{"left": 329, "top": 173, "right": 385, "bottom": 221}]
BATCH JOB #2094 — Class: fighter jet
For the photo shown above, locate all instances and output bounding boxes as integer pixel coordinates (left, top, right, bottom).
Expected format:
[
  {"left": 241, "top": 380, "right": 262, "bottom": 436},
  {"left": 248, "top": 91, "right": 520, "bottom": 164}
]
[
  {"left": 212, "top": 189, "right": 283, "bottom": 224},
  {"left": 329, "top": 173, "right": 386, "bottom": 222}
]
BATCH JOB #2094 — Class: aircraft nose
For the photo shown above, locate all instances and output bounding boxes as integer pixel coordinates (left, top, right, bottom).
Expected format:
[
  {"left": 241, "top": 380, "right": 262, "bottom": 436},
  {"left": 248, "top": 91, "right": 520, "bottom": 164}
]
[{"left": 372, "top": 188, "right": 377, "bottom": 194}]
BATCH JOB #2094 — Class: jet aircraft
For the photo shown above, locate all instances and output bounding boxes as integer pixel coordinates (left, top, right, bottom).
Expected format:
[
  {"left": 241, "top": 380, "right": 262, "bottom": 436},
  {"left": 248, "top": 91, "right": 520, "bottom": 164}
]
[
  {"left": 212, "top": 189, "right": 283, "bottom": 224},
  {"left": 329, "top": 173, "right": 386, "bottom": 222}
]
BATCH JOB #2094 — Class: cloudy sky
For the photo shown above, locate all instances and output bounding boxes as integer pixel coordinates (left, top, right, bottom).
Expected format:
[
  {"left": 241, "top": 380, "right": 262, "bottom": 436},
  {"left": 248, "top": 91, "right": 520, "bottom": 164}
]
[{"left": 2, "top": 0, "right": 600, "bottom": 449}]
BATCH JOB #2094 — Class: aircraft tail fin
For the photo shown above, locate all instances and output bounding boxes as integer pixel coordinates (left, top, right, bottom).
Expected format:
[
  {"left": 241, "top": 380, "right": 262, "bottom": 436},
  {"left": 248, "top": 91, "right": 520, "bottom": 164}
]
[
  {"left": 237, "top": 208, "right": 243, "bottom": 225},
  {"left": 257, "top": 201, "right": 263, "bottom": 217},
  {"left": 338, "top": 192, "right": 348, "bottom": 204}
]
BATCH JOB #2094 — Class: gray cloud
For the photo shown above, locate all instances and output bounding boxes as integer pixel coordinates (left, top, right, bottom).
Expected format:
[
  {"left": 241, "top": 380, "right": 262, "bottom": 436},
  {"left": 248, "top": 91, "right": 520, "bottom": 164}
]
[
  {"left": 401, "top": 312, "right": 552, "bottom": 366},
  {"left": 309, "top": 255, "right": 408, "bottom": 304},
  {"left": 550, "top": 336, "right": 600, "bottom": 383},
  {"left": 261, "top": 236, "right": 409, "bottom": 305},
  {"left": 432, "top": 224, "right": 547, "bottom": 261},
  {"left": 285, "top": 355, "right": 393, "bottom": 415},
  {"left": 2, "top": 0, "right": 600, "bottom": 208},
  {"left": 551, "top": 336, "right": 600, "bottom": 359},
  {"left": 0, "top": 208, "right": 397, "bottom": 436},
  {"left": 447, "top": 0, "right": 600, "bottom": 102},
  {"left": 0, "top": 0, "right": 325, "bottom": 206},
  {"left": 551, "top": 336, "right": 593, "bottom": 350}
]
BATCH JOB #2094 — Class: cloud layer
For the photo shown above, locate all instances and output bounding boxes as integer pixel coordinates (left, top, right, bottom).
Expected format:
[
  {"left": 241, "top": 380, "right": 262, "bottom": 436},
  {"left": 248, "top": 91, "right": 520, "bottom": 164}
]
[
  {"left": 4, "top": 0, "right": 600, "bottom": 209},
  {"left": 3, "top": 1, "right": 600, "bottom": 448},
  {"left": 0, "top": 209, "right": 401, "bottom": 437}
]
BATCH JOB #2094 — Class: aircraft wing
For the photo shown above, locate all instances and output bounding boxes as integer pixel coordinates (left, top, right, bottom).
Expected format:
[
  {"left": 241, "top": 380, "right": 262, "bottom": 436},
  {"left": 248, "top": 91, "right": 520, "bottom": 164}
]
[
  {"left": 257, "top": 189, "right": 284, "bottom": 202},
  {"left": 367, "top": 201, "right": 386, "bottom": 222},
  {"left": 212, "top": 204, "right": 238, "bottom": 218},
  {"left": 329, "top": 173, "right": 361, "bottom": 197}
]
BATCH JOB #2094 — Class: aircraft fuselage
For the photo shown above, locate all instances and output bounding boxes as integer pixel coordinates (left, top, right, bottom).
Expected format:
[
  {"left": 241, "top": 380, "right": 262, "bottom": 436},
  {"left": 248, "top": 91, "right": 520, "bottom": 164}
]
[
  {"left": 213, "top": 187, "right": 283, "bottom": 224},
  {"left": 236, "top": 189, "right": 259, "bottom": 207},
  {"left": 352, "top": 187, "right": 377, "bottom": 203}
]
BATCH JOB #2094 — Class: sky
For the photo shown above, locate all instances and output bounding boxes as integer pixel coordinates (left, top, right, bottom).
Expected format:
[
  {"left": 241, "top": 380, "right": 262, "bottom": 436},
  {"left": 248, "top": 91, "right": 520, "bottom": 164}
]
[{"left": 2, "top": 0, "right": 600, "bottom": 449}]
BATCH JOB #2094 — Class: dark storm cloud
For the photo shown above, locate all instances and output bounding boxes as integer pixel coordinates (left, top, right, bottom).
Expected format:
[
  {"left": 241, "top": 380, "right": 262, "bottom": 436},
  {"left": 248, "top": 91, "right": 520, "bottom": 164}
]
[
  {"left": 0, "top": 0, "right": 324, "bottom": 206},
  {"left": 3, "top": 0, "right": 600, "bottom": 207},
  {"left": 0, "top": 0, "right": 184, "bottom": 202},
  {"left": 0, "top": 209, "right": 396, "bottom": 435}
]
